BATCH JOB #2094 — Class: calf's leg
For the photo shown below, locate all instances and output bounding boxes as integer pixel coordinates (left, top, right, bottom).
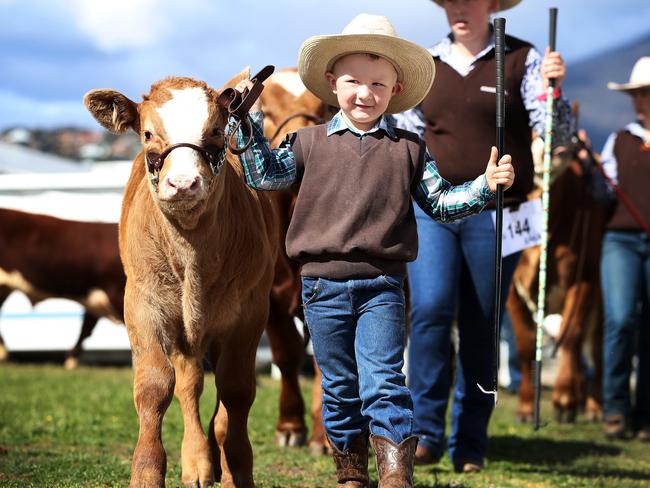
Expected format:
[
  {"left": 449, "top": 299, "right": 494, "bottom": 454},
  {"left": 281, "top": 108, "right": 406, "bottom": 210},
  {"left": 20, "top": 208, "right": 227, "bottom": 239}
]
[
  {"left": 130, "top": 341, "right": 175, "bottom": 488},
  {"left": 266, "top": 300, "right": 307, "bottom": 447},
  {"left": 64, "top": 312, "right": 99, "bottom": 369},
  {"left": 506, "top": 284, "right": 536, "bottom": 422},
  {"left": 172, "top": 354, "right": 214, "bottom": 487},
  {"left": 308, "top": 360, "right": 331, "bottom": 455},
  {"left": 553, "top": 282, "right": 593, "bottom": 422},
  {"left": 586, "top": 295, "right": 604, "bottom": 421},
  {"left": 211, "top": 337, "right": 259, "bottom": 488},
  {"left": 0, "top": 286, "right": 11, "bottom": 361}
]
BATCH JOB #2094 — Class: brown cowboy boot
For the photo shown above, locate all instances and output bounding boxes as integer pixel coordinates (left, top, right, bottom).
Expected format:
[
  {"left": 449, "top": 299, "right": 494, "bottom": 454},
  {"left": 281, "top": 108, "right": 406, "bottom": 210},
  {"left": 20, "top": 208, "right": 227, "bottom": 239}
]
[
  {"left": 330, "top": 433, "right": 370, "bottom": 487},
  {"left": 370, "top": 435, "right": 418, "bottom": 488}
]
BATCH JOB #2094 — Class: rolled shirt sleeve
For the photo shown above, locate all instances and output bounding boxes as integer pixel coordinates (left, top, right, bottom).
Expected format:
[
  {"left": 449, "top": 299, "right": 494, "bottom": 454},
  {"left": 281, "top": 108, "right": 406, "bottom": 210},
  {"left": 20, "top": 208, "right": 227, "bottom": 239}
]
[{"left": 412, "top": 148, "right": 495, "bottom": 222}]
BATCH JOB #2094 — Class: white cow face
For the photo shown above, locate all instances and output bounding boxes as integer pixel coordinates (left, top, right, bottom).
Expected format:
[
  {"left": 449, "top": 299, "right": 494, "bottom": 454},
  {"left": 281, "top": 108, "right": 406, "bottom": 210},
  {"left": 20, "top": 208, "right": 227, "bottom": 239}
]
[
  {"left": 138, "top": 78, "right": 225, "bottom": 209},
  {"left": 84, "top": 72, "right": 249, "bottom": 227}
]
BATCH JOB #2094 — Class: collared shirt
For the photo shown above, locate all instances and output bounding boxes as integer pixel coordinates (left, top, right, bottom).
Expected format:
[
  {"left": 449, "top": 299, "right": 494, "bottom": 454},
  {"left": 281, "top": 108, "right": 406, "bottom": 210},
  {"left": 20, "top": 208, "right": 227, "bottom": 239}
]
[
  {"left": 390, "top": 32, "right": 572, "bottom": 146},
  {"left": 235, "top": 110, "right": 495, "bottom": 222},
  {"left": 601, "top": 122, "right": 648, "bottom": 185}
]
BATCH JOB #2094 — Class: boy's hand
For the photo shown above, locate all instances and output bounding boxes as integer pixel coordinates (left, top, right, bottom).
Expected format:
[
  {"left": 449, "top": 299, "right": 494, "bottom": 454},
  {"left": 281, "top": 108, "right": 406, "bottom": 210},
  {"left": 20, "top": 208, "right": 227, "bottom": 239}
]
[
  {"left": 234, "top": 79, "right": 262, "bottom": 112},
  {"left": 485, "top": 146, "right": 514, "bottom": 192}
]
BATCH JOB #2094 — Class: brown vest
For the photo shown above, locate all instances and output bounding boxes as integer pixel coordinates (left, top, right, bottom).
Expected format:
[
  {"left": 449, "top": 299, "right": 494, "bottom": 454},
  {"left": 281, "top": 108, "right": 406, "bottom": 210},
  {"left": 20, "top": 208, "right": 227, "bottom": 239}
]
[
  {"left": 286, "top": 124, "right": 425, "bottom": 279},
  {"left": 607, "top": 130, "right": 650, "bottom": 231},
  {"left": 420, "top": 35, "right": 534, "bottom": 207}
]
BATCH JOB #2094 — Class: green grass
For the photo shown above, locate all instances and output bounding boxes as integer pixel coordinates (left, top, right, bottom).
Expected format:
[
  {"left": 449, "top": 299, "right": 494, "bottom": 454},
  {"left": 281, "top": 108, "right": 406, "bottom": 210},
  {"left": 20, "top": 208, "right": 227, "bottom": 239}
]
[{"left": 0, "top": 363, "right": 649, "bottom": 487}]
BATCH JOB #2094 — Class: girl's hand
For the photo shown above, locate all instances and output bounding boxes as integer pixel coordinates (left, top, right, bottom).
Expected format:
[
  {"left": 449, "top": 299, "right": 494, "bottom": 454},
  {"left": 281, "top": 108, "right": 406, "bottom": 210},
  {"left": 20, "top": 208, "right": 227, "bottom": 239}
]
[
  {"left": 485, "top": 146, "right": 514, "bottom": 192},
  {"left": 542, "top": 47, "right": 566, "bottom": 89}
]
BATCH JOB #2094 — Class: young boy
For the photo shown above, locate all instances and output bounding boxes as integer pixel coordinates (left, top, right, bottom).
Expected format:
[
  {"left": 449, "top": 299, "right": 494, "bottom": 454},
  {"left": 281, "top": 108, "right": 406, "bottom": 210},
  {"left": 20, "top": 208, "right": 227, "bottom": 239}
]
[{"left": 233, "top": 13, "right": 514, "bottom": 488}]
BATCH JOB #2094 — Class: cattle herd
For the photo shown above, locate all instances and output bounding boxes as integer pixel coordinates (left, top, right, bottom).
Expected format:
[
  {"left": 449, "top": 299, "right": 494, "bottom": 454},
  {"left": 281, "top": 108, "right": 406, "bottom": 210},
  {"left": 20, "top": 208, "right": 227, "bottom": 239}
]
[{"left": 0, "top": 69, "right": 612, "bottom": 486}]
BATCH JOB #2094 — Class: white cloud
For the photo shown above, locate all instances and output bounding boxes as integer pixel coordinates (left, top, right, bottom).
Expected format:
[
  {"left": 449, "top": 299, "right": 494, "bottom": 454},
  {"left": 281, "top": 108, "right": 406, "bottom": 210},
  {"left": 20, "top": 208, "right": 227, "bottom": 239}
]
[{"left": 69, "top": 0, "right": 168, "bottom": 52}]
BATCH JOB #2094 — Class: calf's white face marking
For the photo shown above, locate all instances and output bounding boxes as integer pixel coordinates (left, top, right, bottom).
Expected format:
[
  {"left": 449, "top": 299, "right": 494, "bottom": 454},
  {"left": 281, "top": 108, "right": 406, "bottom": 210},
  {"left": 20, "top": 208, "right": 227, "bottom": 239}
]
[{"left": 156, "top": 87, "right": 210, "bottom": 200}]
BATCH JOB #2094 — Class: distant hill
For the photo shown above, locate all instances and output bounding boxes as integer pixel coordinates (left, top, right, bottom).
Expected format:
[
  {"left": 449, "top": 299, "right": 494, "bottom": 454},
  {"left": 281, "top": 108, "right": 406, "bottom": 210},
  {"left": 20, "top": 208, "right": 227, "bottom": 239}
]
[{"left": 563, "top": 33, "right": 650, "bottom": 151}]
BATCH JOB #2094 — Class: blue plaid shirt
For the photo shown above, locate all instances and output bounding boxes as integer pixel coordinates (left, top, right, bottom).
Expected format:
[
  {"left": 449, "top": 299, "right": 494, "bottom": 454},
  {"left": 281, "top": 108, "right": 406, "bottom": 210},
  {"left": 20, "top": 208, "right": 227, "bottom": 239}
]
[{"left": 235, "top": 110, "right": 495, "bottom": 223}]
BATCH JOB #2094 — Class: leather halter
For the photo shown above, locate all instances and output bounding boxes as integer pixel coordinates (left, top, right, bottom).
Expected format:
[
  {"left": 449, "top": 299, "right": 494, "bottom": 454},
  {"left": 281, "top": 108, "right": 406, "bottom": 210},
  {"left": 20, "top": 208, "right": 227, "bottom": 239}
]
[
  {"left": 146, "top": 142, "right": 225, "bottom": 188},
  {"left": 217, "top": 65, "right": 275, "bottom": 155},
  {"left": 144, "top": 66, "right": 274, "bottom": 188}
]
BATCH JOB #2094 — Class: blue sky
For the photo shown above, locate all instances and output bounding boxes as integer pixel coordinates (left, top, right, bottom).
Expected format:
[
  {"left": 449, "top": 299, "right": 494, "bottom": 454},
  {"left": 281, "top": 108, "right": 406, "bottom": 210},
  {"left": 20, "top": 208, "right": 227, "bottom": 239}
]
[{"left": 1, "top": 0, "right": 648, "bottom": 131}]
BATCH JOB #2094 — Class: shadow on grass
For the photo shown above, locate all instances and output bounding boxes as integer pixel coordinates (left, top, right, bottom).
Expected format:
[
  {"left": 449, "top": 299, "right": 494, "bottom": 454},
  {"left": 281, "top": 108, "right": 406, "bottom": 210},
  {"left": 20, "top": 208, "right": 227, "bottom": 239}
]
[
  {"left": 489, "top": 435, "right": 650, "bottom": 481},
  {"left": 489, "top": 434, "right": 620, "bottom": 464},
  {"left": 414, "top": 482, "right": 470, "bottom": 488}
]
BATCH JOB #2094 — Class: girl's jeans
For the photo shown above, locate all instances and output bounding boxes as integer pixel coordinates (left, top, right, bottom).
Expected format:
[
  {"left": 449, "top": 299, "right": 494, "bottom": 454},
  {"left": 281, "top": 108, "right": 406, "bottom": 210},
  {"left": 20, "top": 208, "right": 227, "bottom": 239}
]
[
  {"left": 302, "top": 274, "right": 412, "bottom": 451},
  {"left": 407, "top": 207, "right": 520, "bottom": 464}
]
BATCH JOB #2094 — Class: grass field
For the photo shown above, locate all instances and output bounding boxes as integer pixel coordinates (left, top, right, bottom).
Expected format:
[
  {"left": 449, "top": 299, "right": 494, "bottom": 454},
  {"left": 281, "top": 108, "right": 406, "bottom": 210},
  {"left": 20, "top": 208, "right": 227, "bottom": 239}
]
[{"left": 0, "top": 363, "right": 649, "bottom": 487}]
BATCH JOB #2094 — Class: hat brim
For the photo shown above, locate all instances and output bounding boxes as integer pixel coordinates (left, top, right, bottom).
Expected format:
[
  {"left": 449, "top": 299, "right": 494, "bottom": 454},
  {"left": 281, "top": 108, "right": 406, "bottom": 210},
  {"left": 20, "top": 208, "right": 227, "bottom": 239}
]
[
  {"left": 432, "top": 0, "right": 522, "bottom": 11},
  {"left": 298, "top": 34, "right": 435, "bottom": 114},
  {"left": 607, "top": 81, "right": 650, "bottom": 92}
]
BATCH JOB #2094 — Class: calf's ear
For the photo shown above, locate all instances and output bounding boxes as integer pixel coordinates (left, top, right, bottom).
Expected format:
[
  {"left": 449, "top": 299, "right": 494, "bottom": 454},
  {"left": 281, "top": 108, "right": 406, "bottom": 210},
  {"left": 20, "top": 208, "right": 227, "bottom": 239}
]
[
  {"left": 220, "top": 66, "right": 251, "bottom": 92},
  {"left": 83, "top": 89, "right": 140, "bottom": 134}
]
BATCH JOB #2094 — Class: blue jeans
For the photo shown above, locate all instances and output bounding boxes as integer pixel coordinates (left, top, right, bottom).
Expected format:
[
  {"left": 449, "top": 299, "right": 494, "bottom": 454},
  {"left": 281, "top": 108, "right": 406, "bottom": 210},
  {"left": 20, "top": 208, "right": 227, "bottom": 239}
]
[
  {"left": 302, "top": 274, "right": 412, "bottom": 451},
  {"left": 601, "top": 230, "right": 650, "bottom": 423},
  {"left": 407, "top": 207, "right": 520, "bottom": 464}
]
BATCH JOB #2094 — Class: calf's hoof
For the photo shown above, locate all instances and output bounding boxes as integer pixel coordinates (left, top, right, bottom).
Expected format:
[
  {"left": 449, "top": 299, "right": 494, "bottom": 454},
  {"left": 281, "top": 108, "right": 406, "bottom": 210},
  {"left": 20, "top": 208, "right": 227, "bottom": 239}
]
[
  {"left": 308, "top": 439, "right": 333, "bottom": 456},
  {"left": 585, "top": 398, "right": 603, "bottom": 422},
  {"left": 64, "top": 356, "right": 79, "bottom": 370},
  {"left": 554, "top": 405, "right": 577, "bottom": 424},
  {"left": 217, "top": 474, "right": 254, "bottom": 488},
  {"left": 181, "top": 458, "right": 213, "bottom": 487},
  {"left": 182, "top": 480, "right": 213, "bottom": 488},
  {"left": 129, "top": 471, "right": 165, "bottom": 488},
  {"left": 275, "top": 428, "right": 307, "bottom": 447},
  {"left": 516, "top": 409, "right": 533, "bottom": 423}
]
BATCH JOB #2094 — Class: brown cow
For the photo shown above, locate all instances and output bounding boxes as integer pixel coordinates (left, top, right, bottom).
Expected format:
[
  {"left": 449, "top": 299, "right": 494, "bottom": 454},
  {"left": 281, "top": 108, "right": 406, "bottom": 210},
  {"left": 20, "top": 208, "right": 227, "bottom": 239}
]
[
  {"left": 84, "top": 71, "right": 277, "bottom": 487},
  {"left": 0, "top": 208, "right": 125, "bottom": 367},
  {"left": 259, "top": 68, "right": 334, "bottom": 454},
  {"left": 508, "top": 131, "right": 608, "bottom": 423}
]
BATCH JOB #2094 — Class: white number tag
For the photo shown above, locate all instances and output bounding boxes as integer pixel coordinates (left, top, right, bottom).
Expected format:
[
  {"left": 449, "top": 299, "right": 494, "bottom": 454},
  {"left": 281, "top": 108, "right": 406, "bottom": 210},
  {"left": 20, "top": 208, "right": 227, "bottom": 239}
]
[{"left": 491, "top": 198, "right": 543, "bottom": 257}]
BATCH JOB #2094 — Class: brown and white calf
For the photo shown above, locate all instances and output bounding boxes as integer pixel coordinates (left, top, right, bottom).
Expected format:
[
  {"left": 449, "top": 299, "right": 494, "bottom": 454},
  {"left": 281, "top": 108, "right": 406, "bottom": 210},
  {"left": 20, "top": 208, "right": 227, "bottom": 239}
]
[
  {"left": 508, "top": 131, "right": 607, "bottom": 423},
  {"left": 84, "top": 71, "right": 277, "bottom": 488},
  {"left": 0, "top": 208, "right": 125, "bottom": 366}
]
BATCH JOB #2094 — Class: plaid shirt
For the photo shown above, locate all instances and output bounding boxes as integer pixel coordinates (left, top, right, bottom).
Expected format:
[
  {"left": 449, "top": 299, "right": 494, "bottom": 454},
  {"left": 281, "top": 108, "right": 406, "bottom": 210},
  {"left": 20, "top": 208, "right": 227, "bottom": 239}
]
[{"left": 235, "top": 110, "right": 495, "bottom": 222}]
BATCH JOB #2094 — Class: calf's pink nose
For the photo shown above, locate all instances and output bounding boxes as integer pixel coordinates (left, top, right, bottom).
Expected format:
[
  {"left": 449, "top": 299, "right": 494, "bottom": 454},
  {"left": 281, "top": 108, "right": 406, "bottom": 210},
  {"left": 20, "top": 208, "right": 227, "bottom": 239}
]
[{"left": 165, "top": 175, "right": 200, "bottom": 196}]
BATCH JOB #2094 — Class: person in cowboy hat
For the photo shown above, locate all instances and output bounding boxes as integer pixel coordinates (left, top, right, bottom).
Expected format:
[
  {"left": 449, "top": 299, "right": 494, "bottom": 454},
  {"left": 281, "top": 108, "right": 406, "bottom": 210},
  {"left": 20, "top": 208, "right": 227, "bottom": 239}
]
[
  {"left": 600, "top": 55, "right": 650, "bottom": 442},
  {"left": 390, "top": 0, "right": 571, "bottom": 473},
  {"left": 232, "top": 12, "right": 514, "bottom": 487}
]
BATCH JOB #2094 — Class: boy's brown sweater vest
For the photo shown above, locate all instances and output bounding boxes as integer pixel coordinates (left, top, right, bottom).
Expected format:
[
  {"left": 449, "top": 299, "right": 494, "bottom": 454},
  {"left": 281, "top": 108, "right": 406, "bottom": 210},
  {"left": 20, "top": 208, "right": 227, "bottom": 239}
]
[
  {"left": 607, "top": 130, "right": 650, "bottom": 232},
  {"left": 420, "top": 35, "right": 534, "bottom": 207},
  {"left": 286, "top": 124, "right": 426, "bottom": 279}
]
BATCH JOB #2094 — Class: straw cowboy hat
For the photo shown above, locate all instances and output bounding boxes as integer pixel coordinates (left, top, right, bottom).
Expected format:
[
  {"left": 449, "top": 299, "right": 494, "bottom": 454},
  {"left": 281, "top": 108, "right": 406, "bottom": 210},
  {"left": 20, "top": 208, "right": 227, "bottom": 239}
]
[
  {"left": 431, "top": 0, "right": 522, "bottom": 11},
  {"left": 608, "top": 56, "right": 650, "bottom": 92},
  {"left": 297, "top": 13, "right": 435, "bottom": 114}
]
